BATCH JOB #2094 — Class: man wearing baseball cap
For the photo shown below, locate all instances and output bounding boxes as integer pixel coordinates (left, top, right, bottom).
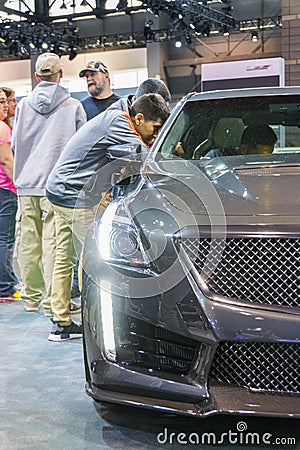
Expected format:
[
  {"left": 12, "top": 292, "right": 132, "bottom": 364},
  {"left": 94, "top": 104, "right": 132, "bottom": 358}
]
[
  {"left": 79, "top": 59, "right": 120, "bottom": 120},
  {"left": 12, "top": 52, "right": 86, "bottom": 336},
  {"left": 35, "top": 52, "right": 62, "bottom": 77}
]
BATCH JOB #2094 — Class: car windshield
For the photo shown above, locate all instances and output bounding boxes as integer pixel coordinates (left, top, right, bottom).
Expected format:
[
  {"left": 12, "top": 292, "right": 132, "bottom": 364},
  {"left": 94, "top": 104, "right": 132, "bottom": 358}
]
[{"left": 157, "top": 94, "right": 300, "bottom": 161}]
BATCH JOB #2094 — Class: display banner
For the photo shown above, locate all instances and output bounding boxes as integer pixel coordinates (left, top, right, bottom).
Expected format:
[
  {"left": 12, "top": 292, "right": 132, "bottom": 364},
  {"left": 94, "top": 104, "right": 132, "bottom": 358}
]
[{"left": 202, "top": 57, "right": 285, "bottom": 91}]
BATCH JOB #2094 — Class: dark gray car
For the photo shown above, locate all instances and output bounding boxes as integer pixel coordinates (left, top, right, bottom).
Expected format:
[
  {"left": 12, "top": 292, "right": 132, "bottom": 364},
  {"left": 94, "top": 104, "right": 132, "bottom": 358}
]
[{"left": 82, "top": 86, "right": 300, "bottom": 418}]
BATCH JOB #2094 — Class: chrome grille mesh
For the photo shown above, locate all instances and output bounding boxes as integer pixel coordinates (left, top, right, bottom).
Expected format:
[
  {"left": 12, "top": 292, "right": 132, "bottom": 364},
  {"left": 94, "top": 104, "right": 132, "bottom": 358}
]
[
  {"left": 209, "top": 341, "right": 300, "bottom": 393},
  {"left": 180, "top": 236, "right": 300, "bottom": 308}
]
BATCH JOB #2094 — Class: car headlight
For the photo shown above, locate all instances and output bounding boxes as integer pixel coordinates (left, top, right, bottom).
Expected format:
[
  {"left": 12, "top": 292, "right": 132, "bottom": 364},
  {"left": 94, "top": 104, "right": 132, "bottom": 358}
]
[
  {"left": 94, "top": 201, "right": 150, "bottom": 362},
  {"left": 96, "top": 200, "right": 150, "bottom": 268},
  {"left": 110, "top": 228, "right": 139, "bottom": 258}
]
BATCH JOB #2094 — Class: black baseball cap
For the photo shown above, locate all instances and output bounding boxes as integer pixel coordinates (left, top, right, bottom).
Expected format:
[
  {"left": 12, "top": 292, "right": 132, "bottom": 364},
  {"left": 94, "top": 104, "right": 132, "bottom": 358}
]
[{"left": 79, "top": 60, "right": 109, "bottom": 77}]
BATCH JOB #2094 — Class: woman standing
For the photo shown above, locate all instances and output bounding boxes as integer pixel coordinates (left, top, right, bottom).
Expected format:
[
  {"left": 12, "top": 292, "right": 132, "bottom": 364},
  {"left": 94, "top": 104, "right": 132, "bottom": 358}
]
[
  {"left": 0, "top": 88, "right": 20, "bottom": 301},
  {"left": 0, "top": 87, "right": 17, "bottom": 129},
  {"left": 0, "top": 87, "right": 21, "bottom": 287}
]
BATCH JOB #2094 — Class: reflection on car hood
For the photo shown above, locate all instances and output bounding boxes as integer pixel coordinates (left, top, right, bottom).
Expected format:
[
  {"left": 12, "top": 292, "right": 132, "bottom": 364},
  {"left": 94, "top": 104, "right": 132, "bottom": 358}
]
[{"left": 145, "top": 156, "right": 300, "bottom": 217}]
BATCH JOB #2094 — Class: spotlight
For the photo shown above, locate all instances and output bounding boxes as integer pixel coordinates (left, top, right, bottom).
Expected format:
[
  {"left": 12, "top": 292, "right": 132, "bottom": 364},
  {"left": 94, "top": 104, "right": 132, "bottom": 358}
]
[
  {"left": 251, "top": 31, "right": 258, "bottom": 42},
  {"left": 144, "top": 21, "right": 153, "bottom": 40},
  {"left": 69, "top": 48, "right": 77, "bottom": 60},
  {"left": 223, "top": 26, "right": 230, "bottom": 36},
  {"left": 8, "top": 41, "right": 19, "bottom": 56},
  {"left": 116, "top": 0, "right": 127, "bottom": 10},
  {"left": 54, "top": 45, "right": 64, "bottom": 57},
  {"left": 175, "top": 39, "right": 182, "bottom": 48},
  {"left": 222, "top": 6, "right": 234, "bottom": 13},
  {"left": 185, "top": 34, "right": 192, "bottom": 45},
  {"left": 190, "top": 20, "right": 211, "bottom": 37},
  {"left": 147, "top": 5, "right": 159, "bottom": 16},
  {"left": 201, "top": 22, "right": 211, "bottom": 37}
]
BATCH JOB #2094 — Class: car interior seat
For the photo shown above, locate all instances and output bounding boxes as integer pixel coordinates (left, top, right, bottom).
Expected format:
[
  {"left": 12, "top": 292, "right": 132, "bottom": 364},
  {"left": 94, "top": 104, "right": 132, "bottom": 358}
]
[
  {"left": 212, "top": 118, "right": 245, "bottom": 152},
  {"left": 193, "top": 117, "right": 245, "bottom": 158}
]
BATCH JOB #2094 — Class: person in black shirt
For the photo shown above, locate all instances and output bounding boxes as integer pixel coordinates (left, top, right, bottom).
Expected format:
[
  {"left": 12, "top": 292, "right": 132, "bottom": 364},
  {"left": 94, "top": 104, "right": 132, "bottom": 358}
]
[{"left": 79, "top": 60, "right": 120, "bottom": 120}]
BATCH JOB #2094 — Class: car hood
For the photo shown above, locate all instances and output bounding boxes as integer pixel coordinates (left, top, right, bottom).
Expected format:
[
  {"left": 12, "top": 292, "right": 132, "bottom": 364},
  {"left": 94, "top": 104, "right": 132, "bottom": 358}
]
[{"left": 144, "top": 155, "right": 300, "bottom": 218}]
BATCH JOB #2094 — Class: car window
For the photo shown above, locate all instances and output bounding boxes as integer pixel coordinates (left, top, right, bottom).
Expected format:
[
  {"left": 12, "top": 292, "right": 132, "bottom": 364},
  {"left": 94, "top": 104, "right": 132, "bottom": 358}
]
[{"left": 157, "top": 94, "right": 300, "bottom": 161}]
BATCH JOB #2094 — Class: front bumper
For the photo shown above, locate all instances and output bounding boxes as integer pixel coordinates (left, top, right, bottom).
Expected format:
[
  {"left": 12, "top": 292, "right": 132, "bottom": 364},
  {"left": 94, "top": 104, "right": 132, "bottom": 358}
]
[
  {"left": 86, "top": 381, "right": 300, "bottom": 418},
  {"left": 82, "top": 256, "right": 300, "bottom": 418}
]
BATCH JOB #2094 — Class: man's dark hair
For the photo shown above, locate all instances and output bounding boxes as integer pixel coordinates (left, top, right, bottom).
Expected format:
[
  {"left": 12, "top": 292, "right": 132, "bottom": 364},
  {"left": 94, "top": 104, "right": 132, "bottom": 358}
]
[
  {"left": 134, "top": 78, "right": 171, "bottom": 104},
  {"left": 130, "top": 93, "right": 170, "bottom": 123},
  {"left": 241, "top": 123, "right": 277, "bottom": 146}
]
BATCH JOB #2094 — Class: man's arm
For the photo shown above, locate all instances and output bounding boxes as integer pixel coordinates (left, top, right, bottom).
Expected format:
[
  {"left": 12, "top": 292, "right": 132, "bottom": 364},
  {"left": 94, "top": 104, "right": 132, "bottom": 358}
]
[{"left": 0, "top": 142, "right": 14, "bottom": 181}]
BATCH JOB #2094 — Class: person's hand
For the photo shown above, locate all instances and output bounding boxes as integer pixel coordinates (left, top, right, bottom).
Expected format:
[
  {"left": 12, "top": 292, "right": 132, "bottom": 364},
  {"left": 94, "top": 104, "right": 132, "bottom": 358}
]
[{"left": 174, "top": 141, "right": 184, "bottom": 156}]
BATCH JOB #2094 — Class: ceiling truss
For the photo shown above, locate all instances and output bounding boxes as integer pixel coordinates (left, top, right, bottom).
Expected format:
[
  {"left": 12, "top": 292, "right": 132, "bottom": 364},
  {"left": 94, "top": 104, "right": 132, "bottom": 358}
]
[{"left": 0, "top": 1, "right": 282, "bottom": 59}]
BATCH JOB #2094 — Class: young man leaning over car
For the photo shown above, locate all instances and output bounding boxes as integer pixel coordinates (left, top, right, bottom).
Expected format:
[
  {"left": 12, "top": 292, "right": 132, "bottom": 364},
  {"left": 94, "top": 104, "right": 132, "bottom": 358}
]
[{"left": 45, "top": 93, "right": 170, "bottom": 342}]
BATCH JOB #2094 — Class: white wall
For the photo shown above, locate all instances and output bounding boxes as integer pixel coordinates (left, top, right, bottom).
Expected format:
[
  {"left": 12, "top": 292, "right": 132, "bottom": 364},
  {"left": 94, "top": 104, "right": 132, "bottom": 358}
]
[{"left": 0, "top": 48, "right": 147, "bottom": 96}]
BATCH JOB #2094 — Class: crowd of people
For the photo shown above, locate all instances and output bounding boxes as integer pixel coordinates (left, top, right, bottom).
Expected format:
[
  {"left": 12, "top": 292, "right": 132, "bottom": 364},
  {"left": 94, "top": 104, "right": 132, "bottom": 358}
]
[{"left": 0, "top": 52, "right": 171, "bottom": 342}]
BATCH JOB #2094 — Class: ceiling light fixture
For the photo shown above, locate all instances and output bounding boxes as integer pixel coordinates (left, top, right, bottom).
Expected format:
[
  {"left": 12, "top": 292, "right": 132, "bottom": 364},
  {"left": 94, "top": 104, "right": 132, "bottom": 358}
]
[
  {"left": 69, "top": 47, "right": 78, "bottom": 60},
  {"left": 222, "top": 26, "right": 230, "bottom": 36},
  {"left": 251, "top": 30, "right": 258, "bottom": 42},
  {"left": 116, "top": 0, "right": 127, "bottom": 11},
  {"left": 185, "top": 33, "right": 192, "bottom": 45}
]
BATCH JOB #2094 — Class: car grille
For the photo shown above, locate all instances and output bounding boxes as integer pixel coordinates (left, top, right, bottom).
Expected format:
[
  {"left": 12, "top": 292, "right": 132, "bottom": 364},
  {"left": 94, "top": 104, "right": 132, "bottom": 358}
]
[
  {"left": 114, "top": 314, "right": 200, "bottom": 375},
  {"left": 209, "top": 341, "right": 300, "bottom": 393},
  {"left": 180, "top": 236, "right": 300, "bottom": 308}
]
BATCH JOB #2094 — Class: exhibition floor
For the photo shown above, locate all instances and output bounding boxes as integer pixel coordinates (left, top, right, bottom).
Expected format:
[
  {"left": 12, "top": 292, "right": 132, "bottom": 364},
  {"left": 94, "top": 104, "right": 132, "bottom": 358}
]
[{"left": 0, "top": 300, "right": 299, "bottom": 450}]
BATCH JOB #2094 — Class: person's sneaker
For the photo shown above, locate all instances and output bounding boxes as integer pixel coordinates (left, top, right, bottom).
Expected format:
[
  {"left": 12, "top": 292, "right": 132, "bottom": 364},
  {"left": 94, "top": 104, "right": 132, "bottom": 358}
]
[
  {"left": 48, "top": 321, "right": 82, "bottom": 342},
  {"left": 0, "top": 291, "right": 21, "bottom": 302},
  {"left": 70, "top": 301, "right": 81, "bottom": 314}
]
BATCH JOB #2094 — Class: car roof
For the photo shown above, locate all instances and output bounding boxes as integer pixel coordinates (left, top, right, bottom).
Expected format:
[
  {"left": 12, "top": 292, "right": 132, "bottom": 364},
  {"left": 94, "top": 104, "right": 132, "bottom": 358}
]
[{"left": 185, "top": 86, "right": 300, "bottom": 102}]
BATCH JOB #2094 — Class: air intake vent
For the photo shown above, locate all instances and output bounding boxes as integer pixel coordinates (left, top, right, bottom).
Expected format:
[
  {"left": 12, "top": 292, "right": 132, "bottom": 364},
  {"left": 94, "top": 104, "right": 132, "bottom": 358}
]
[{"left": 114, "top": 314, "right": 200, "bottom": 375}]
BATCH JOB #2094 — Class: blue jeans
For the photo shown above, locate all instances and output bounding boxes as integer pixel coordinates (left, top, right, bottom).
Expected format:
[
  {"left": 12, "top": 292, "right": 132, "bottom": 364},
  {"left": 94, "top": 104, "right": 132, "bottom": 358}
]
[{"left": 0, "top": 188, "right": 18, "bottom": 297}]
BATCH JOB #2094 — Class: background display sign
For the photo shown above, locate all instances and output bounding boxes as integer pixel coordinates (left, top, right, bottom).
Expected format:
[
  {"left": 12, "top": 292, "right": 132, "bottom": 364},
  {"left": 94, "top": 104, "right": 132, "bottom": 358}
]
[{"left": 202, "top": 57, "right": 285, "bottom": 91}]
